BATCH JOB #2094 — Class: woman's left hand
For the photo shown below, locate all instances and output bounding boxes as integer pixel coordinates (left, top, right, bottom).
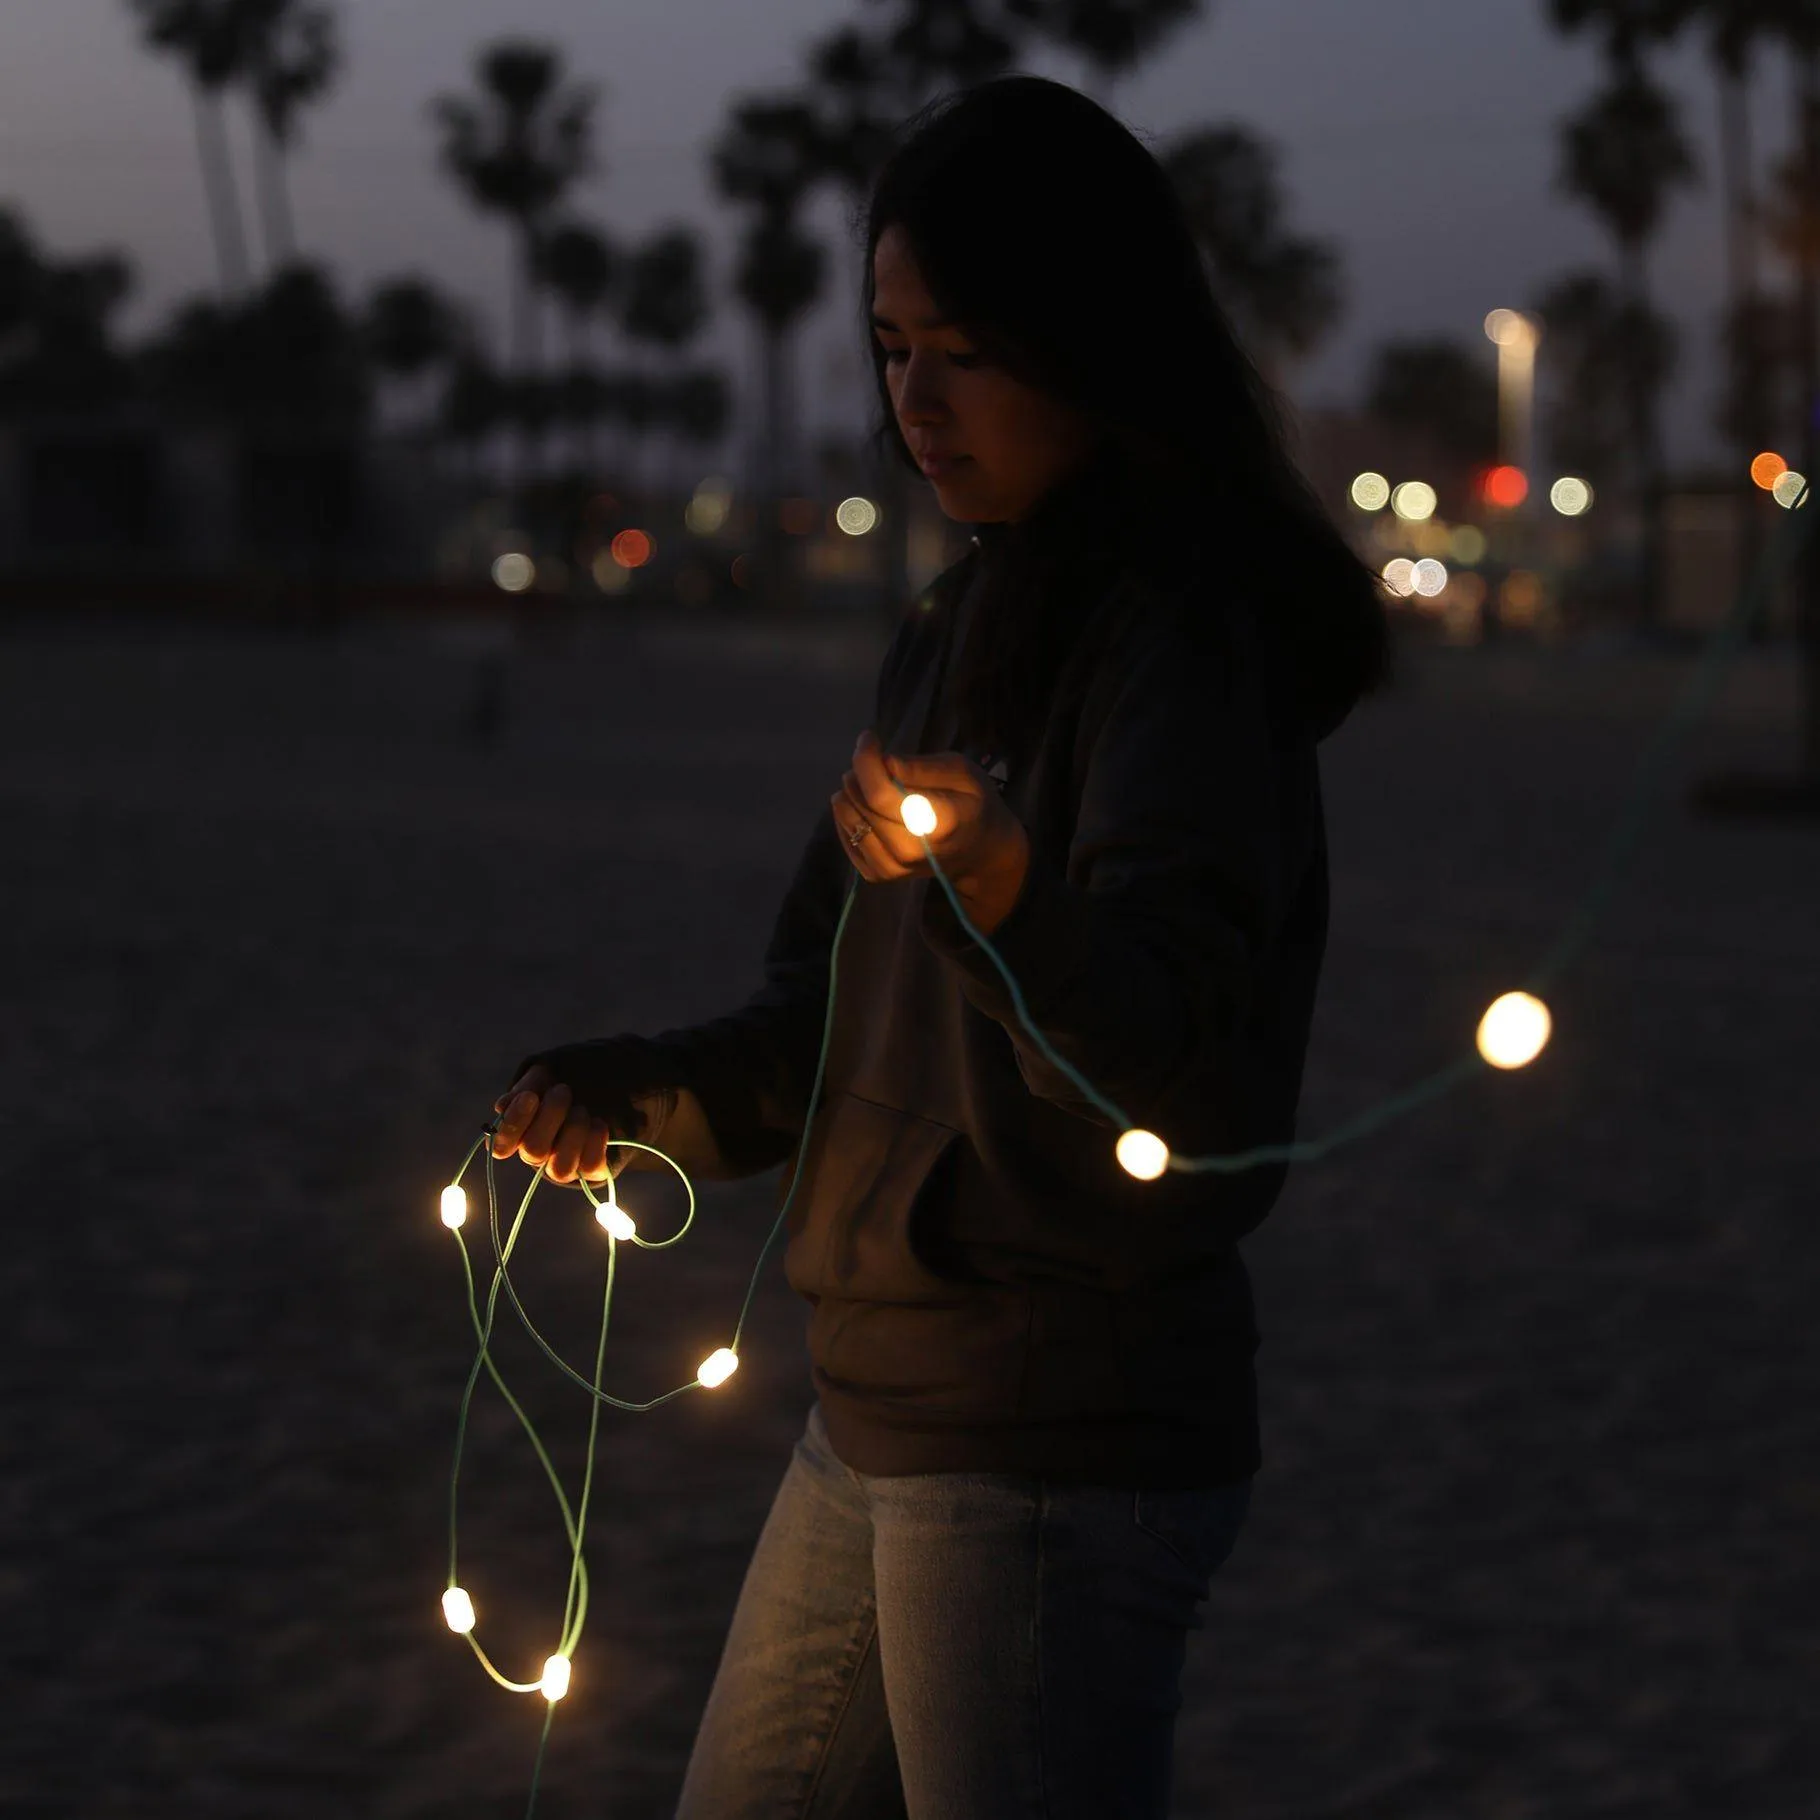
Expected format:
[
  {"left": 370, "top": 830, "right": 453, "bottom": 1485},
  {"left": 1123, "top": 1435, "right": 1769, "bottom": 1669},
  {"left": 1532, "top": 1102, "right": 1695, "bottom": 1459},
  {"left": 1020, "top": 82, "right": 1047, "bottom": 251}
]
[{"left": 832, "top": 729, "right": 1032, "bottom": 935}]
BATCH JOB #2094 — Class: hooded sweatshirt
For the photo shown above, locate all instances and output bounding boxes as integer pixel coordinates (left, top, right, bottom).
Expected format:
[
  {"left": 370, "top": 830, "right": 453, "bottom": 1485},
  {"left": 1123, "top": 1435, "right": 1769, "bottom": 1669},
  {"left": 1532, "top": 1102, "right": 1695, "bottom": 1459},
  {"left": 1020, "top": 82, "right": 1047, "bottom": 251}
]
[{"left": 646, "top": 461, "right": 1337, "bottom": 1487}]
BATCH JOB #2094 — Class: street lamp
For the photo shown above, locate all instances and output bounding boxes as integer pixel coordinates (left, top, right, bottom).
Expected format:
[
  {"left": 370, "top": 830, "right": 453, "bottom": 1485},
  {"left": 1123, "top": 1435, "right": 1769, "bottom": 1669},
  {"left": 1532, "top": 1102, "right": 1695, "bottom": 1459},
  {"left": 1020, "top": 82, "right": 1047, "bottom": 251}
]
[{"left": 1485, "top": 309, "right": 1542, "bottom": 487}]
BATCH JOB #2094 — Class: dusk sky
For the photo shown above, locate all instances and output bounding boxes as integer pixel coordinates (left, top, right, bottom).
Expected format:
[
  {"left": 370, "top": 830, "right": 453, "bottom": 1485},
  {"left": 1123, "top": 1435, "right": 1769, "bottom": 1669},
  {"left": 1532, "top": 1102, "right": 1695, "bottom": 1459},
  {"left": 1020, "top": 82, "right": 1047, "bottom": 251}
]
[{"left": 0, "top": 1, "right": 1776, "bottom": 476}]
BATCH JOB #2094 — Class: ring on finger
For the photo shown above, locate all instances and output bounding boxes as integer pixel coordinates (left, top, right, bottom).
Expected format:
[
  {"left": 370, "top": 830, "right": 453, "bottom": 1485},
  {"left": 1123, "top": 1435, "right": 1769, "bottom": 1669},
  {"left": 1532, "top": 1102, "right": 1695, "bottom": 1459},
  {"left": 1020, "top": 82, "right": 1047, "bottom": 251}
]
[{"left": 846, "top": 816, "right": 874, "bottom": 849}]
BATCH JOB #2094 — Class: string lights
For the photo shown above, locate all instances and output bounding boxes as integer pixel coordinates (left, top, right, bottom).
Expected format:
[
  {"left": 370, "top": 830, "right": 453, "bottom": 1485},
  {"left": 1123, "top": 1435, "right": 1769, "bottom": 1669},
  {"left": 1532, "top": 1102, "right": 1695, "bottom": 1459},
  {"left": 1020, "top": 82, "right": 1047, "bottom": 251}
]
[{"left": 438, "top": 479, "right": 1813, "bottom": 1813}]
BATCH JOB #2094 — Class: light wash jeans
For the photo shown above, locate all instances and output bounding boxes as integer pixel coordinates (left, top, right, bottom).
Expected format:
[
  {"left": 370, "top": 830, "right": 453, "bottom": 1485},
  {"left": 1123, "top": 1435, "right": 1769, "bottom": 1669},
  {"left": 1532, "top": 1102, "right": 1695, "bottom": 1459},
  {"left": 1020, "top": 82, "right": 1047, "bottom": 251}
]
[{"left": 675, "top": 1399, "right": 1254, "bottom": 1820}]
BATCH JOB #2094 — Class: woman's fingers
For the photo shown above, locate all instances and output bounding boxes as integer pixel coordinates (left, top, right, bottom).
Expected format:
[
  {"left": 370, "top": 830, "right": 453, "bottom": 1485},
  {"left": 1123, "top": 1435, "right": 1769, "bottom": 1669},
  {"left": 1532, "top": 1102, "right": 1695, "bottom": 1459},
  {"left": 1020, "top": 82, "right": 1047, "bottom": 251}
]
[
  {"left": 545, "top": 1112, "right": 591, "bottom": 1184},
  {"left": 832, "top": 788, "right": 919, "bottom": 880},
  {"left": 578, "top": 1118, "right": 615, "bottom": 1184},
  {"left": 518, "top": 1083, "right": 573, "bottom": 1164},
  {"left": 841, "top": 773, "right": 922, "bottom": 870}
]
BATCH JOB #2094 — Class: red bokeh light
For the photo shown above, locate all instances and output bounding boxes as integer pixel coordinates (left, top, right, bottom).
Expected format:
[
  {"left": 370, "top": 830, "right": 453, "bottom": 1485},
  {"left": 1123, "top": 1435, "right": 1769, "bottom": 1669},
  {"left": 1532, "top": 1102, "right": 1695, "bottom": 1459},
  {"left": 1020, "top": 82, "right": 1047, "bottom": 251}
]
[
  {"left": 610, "top": 528, "right": 653, "bottom": 569},
  {"left": 1481, "top": 466, "right": 1530, "bottom": 509}
]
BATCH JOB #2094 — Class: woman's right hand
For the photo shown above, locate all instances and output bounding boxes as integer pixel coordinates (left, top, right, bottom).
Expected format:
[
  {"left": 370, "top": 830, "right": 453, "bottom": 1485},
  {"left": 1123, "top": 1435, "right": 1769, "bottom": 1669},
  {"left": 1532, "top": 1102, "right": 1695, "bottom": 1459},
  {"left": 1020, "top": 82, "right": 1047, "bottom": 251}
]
[{"left": 492, "top": 1066, "right": 648, "bottom": 1185}]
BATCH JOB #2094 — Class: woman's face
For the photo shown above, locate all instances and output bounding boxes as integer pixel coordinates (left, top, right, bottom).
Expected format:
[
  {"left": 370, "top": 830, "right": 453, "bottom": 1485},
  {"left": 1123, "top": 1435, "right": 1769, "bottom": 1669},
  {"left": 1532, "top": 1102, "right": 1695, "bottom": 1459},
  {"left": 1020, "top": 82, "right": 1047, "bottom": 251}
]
[{"left": 871, "top": 223, "right": 1098, "bottom": 526}]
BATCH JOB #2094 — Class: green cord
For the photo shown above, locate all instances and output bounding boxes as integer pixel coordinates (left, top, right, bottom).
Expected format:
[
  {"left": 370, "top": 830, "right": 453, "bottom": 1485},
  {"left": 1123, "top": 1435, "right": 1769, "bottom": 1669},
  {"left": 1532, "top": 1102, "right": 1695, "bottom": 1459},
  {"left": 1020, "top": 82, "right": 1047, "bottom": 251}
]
[{"left": 441, "top": 482, "right": 1815, "bottom": 1819}]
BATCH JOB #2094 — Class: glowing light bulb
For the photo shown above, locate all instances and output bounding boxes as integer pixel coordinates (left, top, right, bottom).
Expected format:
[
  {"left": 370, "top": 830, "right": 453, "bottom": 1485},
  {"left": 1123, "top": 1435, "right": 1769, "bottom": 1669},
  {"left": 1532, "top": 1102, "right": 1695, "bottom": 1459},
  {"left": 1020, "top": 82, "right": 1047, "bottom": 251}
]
[
  {"left": 1476, "top": 992, "right": 1552, "bottom": 1070},
  {"left": 540, "top": 1655, "right": 571, "bottom": 1701},
  {"left": 440, "top": 1185, "right": 467, "bottom": 1229},
  {"left": 900, "top": 793, "right": 938, "bottom": 837},
  {"left": 442, "top": 1586, "right": 476, "bottom": 1633},
  {"left": 1115, "top": 1128, "right": 1170, "bottom": 1181},
  {"left": 596, "top": 1202, "right": 637, "bottom": 1241},
  {"left": 697, "top": 1347, "right": 739, "bottom": 1389}
]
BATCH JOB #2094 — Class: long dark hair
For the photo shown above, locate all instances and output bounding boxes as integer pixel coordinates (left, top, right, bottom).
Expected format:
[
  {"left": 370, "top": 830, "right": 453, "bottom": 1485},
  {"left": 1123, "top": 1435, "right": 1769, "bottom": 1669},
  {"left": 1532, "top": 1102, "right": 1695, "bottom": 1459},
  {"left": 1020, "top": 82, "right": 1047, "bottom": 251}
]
[{"left": 859, "top": 75, "right": 1393, "bottom": 758}]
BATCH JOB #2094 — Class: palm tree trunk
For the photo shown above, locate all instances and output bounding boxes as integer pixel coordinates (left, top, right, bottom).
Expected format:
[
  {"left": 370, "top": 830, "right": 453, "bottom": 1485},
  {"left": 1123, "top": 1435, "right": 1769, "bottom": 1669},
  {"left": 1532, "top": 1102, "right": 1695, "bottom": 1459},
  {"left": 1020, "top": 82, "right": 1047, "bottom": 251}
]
[
  {"left": 1718, "top": 62, "right": 1768, "bottom": 639},
  {"left": 760, "top": 320, "right": 790, "bottom": 611},
  {"left": 1797, "top": 50, "right": 1820, "bottom": 780},
  {"left": 190, "top": 85, "right": 250, "bottom": 297},
  {"left": 251, "top": 120, "right": 297, "bottom": 274},
  {"left": 1622, "top": 238, "right": 1663, "bottom": 632}
]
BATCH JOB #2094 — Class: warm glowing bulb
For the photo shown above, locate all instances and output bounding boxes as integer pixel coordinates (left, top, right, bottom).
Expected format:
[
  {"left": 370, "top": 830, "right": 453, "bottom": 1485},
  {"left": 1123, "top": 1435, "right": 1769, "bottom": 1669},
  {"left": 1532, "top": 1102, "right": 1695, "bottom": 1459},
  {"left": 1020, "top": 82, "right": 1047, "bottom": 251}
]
[
  {"left": 440, "top": 1185, "right": 467, "bottom": 1229},
  {"left": 596, "top": 1202, "right": 637, "bottom": 1241},
  {"left": 442, "top": 1587, "right": 476, "bottom": 1633},
  {"left": 1115, "top": 1128, "right": 1170, "bottom": 1180},
  {"left": 540, "top": 1655, "right": 571, "bottom": 1701},
  {"left": 900, "top": 793, "right": 938, "bottom": 837},
  {"left": 697, "top": 1347, "right": 739, "bottom": 1388},
  {"left": 1476, "top": 992, "right": 1552, "bottom": 1069}
]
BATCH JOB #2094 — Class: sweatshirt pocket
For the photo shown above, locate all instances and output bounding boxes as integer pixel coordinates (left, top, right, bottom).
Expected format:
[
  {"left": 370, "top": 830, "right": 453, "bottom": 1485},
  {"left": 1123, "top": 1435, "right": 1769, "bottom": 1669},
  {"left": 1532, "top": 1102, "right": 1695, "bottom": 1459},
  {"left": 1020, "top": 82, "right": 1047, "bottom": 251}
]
[
  {"left": 784, "top": 1091, "right": 1026, "bottom": 1420},
  {"left": 789, "top": 1091, "right": 971, "bottom": 1298}
]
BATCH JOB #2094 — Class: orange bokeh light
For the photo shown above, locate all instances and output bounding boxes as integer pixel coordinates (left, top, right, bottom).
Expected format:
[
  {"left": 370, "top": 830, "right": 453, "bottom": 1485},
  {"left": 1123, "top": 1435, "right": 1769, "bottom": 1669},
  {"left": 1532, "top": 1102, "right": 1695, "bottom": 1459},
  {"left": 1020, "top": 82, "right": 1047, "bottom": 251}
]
[
  {"left": 1751, "top": 451, "right": 1789, "bottom": 491},
  {"left": 610, "top": 528, "right": 653, "bottom": 568},
  {"left": 1483, "top": 465, "right": 1530, "bottom": 509}
]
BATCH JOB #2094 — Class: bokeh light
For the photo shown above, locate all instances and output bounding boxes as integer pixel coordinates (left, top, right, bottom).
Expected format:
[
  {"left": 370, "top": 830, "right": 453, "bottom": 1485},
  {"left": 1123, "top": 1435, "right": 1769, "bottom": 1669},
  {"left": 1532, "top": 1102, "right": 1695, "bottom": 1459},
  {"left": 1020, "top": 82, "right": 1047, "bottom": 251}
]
[
  {"left": 491, "top": 552, "right": 535, "bottom": 593},
  {"left": 1448, "top": 524, "right": 1488, "bottom": 565},
  {"left": 1381, "top": 557, "right": 1418, "bottom": 598},
  {"left": 610, "top": 528, "right": 653, "bottom": 568},
  {"left": 1351, "top": 471, "right": 1391, "bottom": 512},
  {"left": 1412, "top": 518, "right": 1452, "bottom": 558},
  {"left": 1773, "top": 470, "right": 1809, "bottom": 509},
  {"left": 1485, "top": 309, "right": 1539, "bottom": 349},
  {"left": 1482, "top": 465, "right": 1530, "bottom": 509},
  {"left": 1412, "top": 558, "right": 1449, "bottom": 597},
  {"left": 1391, "top": 481, "right": 1438, "bottom": 522},
  {"left": 1501, "top": 570, "right": 1544, "bottom": 624},
  {"left": 835, "top": 496, "right": 879, "bottom": 535},
  {"left": 684, "top": 477, "right": 731, "bottom": 535},
  {"left": 591, "top": 548, "right": 630, "bottom": 593},
  {"left": 1476, "top": 991, "right": 1553, "bottom": 1069},
  {"left": 1549, "top": 477, "right": 1593, "bottom": 517},
  {"left": 1751, "top": 451, "right": 1789, "bottom": 492}
]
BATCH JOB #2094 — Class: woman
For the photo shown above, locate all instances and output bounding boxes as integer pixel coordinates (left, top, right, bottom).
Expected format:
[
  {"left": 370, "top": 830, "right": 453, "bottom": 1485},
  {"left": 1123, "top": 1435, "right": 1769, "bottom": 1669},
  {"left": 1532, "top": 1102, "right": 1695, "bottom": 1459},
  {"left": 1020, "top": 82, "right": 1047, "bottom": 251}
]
[{"left": 491, "top": 75, "right": 1392, "bottom": 1820}]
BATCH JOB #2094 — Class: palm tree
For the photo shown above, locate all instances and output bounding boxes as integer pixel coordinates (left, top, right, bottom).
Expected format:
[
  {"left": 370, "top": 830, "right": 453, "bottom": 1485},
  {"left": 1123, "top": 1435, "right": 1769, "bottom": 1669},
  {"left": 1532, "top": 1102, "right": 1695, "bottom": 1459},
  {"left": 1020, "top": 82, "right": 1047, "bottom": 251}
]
[
  {"left": 430, "top": 42, "right": 596, "bottom": 387},
  {"left": 236, "top": 0, "right": 340, "bottom": 272},
  {"left": 1364, "top": 338, "right": 1501, "bottom": 475},
  {"left": 620, "top": 226, "right": 712, "bottom": 492},
  {"left": 709, "top": 98, "right": 829, "bottom": 609},
  {"left": 1158, "top": 125, "right": 1343, "bottom": 388},
  {"left": 362, "top": 275, "right": 466, "bottom": 435},
  {"left": 1554, "top": 56, "right": 1698, "bottom": 626},
  {"left": 533, "top": 221, "right": 621, "bottom": 469},
  {"left": 126, "top": 0, "right": 254, "bottom": 297}
]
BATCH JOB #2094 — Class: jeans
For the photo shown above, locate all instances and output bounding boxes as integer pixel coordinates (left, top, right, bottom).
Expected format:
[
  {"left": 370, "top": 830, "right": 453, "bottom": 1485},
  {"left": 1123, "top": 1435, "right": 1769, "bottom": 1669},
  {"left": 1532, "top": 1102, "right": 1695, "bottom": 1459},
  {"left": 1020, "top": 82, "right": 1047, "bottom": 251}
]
[{"left": 674, "top": 1400, "right": 1254, "bottom": 1820}]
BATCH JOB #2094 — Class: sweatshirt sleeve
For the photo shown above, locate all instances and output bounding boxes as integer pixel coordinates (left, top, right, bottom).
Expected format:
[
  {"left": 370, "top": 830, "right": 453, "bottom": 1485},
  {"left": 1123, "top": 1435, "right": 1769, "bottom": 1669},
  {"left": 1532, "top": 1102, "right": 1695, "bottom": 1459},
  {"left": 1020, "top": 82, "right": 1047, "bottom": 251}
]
[
  {"left": 646, "top": 807, "right": 852, "bottom": 1173},
  {"left": 918, "top": 586, "right": 1309, "bottom": 1134}
]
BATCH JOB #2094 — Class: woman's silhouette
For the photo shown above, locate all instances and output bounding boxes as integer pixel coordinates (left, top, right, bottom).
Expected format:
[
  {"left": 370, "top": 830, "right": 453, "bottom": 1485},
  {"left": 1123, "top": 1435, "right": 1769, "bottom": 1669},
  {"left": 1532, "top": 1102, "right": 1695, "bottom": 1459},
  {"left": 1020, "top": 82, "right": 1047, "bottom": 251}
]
[{"left": 490, "top": 74, "right": 1393, "bottom": 1820}]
